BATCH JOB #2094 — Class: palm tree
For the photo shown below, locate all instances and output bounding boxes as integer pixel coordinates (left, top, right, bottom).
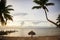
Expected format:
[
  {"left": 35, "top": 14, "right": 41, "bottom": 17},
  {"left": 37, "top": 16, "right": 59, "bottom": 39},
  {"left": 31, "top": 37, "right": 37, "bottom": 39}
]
[
  {"left": 32, "top": 0, "right": 59, "bottom": 28},
  {"left": 56, "top": 14, "right": 60, "bottom": 28},
  {"left": 0, "top": 0, "right": 14, "bottom": 25}
]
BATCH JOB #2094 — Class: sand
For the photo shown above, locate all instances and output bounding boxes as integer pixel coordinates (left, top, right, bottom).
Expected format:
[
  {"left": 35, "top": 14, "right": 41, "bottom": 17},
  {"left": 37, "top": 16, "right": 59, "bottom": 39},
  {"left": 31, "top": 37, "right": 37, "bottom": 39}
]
[{"left": 0, "top": 36, "right": 60, "bottom": 40}]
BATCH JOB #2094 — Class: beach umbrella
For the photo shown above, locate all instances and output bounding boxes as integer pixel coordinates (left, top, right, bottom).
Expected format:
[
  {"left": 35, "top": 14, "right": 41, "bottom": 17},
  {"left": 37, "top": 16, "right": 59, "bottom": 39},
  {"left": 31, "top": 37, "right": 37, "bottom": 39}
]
[{"left": 28, "top": 31, "right": 36, "bottom": 38}]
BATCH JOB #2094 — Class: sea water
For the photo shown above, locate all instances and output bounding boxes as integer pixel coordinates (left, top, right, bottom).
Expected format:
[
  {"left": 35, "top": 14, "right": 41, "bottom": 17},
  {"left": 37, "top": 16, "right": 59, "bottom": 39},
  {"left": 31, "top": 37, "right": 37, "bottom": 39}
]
[{"left": 0, "top": 27, "right": 60, "bottom": 37}]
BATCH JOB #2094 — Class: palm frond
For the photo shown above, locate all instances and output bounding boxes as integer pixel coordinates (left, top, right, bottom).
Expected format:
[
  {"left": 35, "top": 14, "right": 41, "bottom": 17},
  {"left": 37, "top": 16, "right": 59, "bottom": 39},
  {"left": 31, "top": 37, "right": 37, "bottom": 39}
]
[
  {"left": 4, "top": 10, "right": 10, "bottom": 13},
  {"left": 4, "top": 13, "right": 13, "bottom": 21},
  {"left": 45, "top": 3, "right": 54, "bottom": 6},
  {"left": 7, "top": 8, "right": 14, "bottom": 11},
  {"left": 33, "top": 0, "right": 49, "bottom": 5},
  {"left": 32, "top": 6, "right": 42, "bottom": 9},
  {"left": 0, "top": 0, "right": 14, "bottom": 26},
  {"left": 45, "top": 7, "right": 49, "bottom": 12},
  {"left": 6, "top": 5, "right": 14, "bottom": 11},
  {"left": 1, "top": 16, "right": 6, "bottom": 25},
  {"left": 33, "top": 0, "right": 40, "bottom": 5},
  {"left": 56, "top": 14, "right": 60, "bottom": 23},
  {"left": 43, "top": 6, "right": 49, "bottom": 12},
  {"left": 6, "top": 5, "right": 12, "bottom": 8}
]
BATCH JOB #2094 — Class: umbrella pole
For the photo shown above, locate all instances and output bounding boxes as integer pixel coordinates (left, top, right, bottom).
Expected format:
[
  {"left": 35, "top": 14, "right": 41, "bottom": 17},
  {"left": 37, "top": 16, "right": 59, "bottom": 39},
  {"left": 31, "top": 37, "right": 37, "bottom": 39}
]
[{"left": 31, "top": 35, "right": 33, "bottom": 40}]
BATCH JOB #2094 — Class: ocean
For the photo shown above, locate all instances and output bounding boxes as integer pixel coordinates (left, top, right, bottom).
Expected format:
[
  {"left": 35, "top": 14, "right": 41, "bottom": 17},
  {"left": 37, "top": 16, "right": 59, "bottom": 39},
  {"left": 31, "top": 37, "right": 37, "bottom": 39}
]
[{"left": 0, "top": 27, "right": 60, "bottom": 37}]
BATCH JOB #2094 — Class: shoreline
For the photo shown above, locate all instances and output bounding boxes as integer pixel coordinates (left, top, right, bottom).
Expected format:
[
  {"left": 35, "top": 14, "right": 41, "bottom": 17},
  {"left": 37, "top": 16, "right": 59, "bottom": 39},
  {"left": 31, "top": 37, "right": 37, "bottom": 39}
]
[{"left": 0, "top": 36, "right": 60, "bottom": 40}]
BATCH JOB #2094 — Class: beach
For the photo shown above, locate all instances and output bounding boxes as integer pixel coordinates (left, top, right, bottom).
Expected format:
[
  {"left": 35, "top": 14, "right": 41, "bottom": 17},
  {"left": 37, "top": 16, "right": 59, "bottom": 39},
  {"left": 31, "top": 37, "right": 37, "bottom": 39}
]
[
  {"left": 0, "top": 27, "right": 60, "bottom": 40},
  {"left": 0, "top": 36, "right": 60, "bottom": 40}
]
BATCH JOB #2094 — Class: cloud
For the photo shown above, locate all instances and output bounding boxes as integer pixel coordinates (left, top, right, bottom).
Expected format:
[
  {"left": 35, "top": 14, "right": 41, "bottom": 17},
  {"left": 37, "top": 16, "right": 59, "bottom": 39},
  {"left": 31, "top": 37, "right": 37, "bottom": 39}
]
[
  {"left": 13, "top": 13, "right": 28, "bottom": 16},
  {"left": 32, "top": 21, "right": 41, "bottom": 24},
  {"left": 32, "top": 21, "right": 47, "bottom": 24}
]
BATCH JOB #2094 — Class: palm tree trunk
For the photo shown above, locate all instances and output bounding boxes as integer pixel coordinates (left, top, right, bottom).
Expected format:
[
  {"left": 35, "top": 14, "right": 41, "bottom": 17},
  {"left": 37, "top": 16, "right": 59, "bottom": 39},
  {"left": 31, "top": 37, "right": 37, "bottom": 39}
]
[{"left": 44, "top": 10, "right": 58, "bottom": 26}]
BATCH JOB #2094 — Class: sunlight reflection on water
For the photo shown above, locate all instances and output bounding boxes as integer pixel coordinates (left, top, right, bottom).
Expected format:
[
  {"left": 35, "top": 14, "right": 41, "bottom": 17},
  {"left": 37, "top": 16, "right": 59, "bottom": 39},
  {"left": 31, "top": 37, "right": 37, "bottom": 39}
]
[{"left": 0, "top": 27, "right": 60, "bottom": 37}]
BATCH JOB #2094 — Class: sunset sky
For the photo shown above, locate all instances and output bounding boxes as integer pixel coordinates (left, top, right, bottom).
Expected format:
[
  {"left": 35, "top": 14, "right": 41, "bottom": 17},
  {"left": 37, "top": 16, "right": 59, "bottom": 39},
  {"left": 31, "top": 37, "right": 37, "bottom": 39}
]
[{"left": 5, "top": 0, "right": 60, "bottom": 27}]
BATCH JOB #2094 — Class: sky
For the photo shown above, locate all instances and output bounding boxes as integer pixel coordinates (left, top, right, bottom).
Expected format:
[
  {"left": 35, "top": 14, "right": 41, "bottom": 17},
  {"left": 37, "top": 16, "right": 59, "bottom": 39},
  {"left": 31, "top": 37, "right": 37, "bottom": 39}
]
[{"left": 4, "top": 0, "right": 60, "bottom": 27}]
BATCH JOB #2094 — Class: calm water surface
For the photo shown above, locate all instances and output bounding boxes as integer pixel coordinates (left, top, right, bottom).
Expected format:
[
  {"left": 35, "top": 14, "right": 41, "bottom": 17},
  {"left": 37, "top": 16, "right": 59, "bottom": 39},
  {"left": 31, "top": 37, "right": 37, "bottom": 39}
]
[{"left": 0, "top": 27, "right": 60, "bottom": 37}]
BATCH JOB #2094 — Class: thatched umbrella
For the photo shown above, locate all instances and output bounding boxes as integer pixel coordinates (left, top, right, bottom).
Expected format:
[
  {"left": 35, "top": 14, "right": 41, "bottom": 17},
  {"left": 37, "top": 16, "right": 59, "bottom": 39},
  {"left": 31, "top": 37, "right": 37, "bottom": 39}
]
[{"left": 28, "top": 31, "right": 36, "bottom": 38}]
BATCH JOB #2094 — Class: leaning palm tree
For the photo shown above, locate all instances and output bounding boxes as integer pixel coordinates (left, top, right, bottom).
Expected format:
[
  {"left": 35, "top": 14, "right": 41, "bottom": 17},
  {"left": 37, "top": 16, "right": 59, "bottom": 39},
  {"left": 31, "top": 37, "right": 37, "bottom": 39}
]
[
  {"left": 32, "top": 0, "right": 60, "bottom": 28},
  {"left": 0, "top": 0, "right": 14, "bottom": 25}
]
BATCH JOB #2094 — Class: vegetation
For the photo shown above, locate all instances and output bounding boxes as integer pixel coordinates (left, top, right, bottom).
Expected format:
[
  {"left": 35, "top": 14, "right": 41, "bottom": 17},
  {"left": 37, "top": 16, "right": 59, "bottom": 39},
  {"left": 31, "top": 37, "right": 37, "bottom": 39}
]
[
  {"left": 56, "top": 14, "right": 60, "bottom": 28},
  {"left": 32, "top": 0, "right": 60, "bottom": 28},
  {"left": 0, "top": 0, "right": 14, "bottom": 26},
  {"left": 0, "top": 30, "right": 16, "bottom": 40},
  {"left": 0, "top": 30, "right": 16, "bottom": 35}
]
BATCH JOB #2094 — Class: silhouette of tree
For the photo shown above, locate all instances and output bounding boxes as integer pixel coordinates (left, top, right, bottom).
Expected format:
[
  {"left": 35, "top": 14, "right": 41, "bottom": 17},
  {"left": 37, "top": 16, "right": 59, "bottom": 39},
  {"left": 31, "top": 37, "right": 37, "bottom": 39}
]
[
  {"left": 0, "top": 0, "right": 14, "bottom": 25},
  {"left": 0, "top": 30, "right": 16, "bottom": 35},
  {"left": 28, "top": 31, "right": 36, "bottom": 38},
  {"left": 56, "top": 14, "right": 60, "bottom": 28},
  {"left": 0, "top": 1, "right": 14, "bottom": 40},
  {"left": 32, "top": 0, "right": 60, "bottom": 28},
  {"left": 0, "top": 30, "right": 16, "bottom": 40}
]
